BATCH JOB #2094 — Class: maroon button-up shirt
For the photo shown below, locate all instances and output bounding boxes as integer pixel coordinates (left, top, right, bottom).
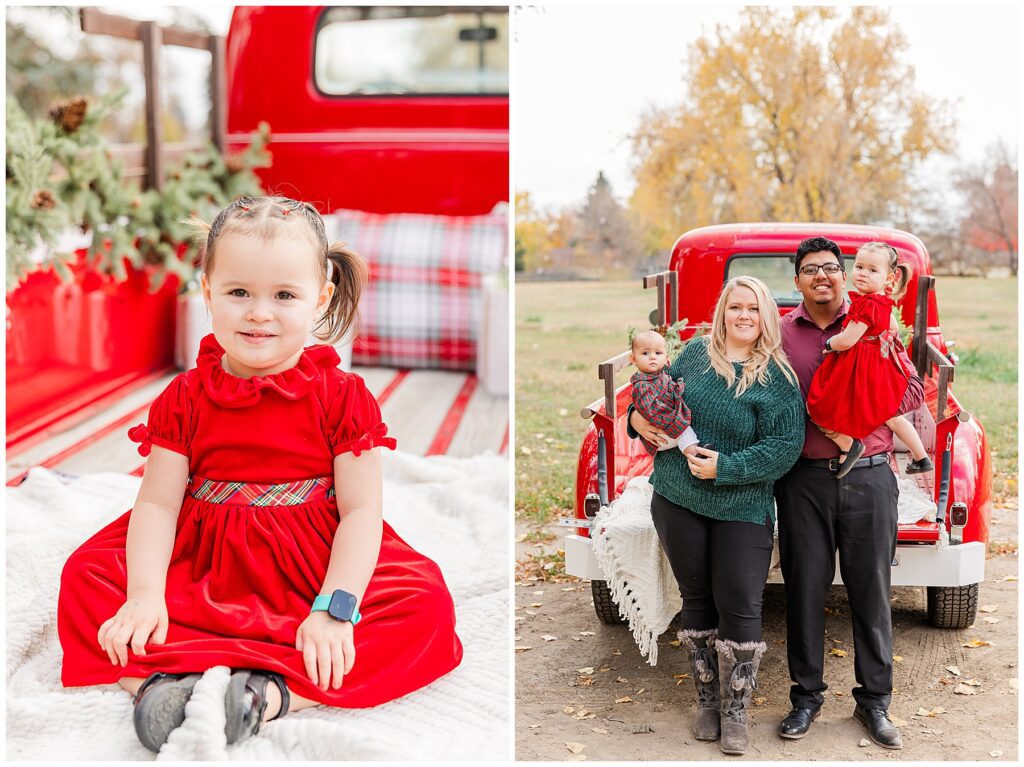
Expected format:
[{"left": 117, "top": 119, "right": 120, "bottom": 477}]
[{"left": 780, "top": 299, "right": 924, "bottom": 459}]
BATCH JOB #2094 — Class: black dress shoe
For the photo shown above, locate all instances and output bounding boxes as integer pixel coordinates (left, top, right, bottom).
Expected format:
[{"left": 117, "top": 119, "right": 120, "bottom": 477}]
[
  {"left": 854, "top": 705, "right": 903, "bottom": 750},
  {"left": 834, "top": 439, "right": 866, "bottom": 478},
  {"left": 778, "top": 707, "right": 821, "bottom": 739}
]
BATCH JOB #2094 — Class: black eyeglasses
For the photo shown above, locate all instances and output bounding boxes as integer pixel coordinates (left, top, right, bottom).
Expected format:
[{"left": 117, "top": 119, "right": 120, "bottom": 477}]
[{"left": 798, "top": 263, "right": 843, "bottom": 276}]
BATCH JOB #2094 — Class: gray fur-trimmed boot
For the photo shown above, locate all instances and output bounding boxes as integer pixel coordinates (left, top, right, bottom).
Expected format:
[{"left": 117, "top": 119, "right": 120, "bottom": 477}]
[
  {"left": 678, "top": 629, "right": 720, "bottom": 741},
  {"left": 716, "top": 639, "right": 767, "bottom": 756}
]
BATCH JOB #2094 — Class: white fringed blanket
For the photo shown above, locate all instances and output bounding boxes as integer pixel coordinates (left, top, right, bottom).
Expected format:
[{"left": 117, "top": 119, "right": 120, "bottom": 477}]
[{"left": 6, "top": 451, "right": 509, "bottom": 761}]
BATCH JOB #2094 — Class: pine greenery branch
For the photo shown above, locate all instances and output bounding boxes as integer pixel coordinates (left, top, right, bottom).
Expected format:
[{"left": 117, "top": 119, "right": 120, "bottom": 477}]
[{"left": 6, "top": 92, "right": 271, "bottom": 293}]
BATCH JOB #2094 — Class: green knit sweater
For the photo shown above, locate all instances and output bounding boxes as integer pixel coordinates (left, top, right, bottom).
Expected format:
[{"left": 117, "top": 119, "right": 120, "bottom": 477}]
[{"left": 648, "top": 337, "right": 805, "bottom": 526}]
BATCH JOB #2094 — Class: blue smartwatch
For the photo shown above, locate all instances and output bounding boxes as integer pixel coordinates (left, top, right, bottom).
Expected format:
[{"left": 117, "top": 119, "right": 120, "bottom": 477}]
[{"left": 311, "top": 589, "right": 361, "bottom": 624}]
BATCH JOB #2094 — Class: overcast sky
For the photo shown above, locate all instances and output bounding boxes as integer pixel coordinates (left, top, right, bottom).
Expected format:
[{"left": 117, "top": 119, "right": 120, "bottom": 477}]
[{"left": 514, "top": 4, "right": 1021, "bottom": 211}]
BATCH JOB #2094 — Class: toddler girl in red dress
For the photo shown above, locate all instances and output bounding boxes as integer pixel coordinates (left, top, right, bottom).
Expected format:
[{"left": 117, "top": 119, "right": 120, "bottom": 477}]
[
  {"left": 57, "top": 196, "right": 463, "bottom": 751},
  {"left": 806, "top": 241, "right": 934, "bottom": 478}
]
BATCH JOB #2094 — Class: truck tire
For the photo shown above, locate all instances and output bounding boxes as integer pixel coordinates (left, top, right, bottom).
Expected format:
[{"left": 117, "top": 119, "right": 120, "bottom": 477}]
[
  {"left": 591, "top": 580, "right": 625, "bottom": 625},
  {"left": 926, "top": 583, "right": 979, "bottom": 629}
]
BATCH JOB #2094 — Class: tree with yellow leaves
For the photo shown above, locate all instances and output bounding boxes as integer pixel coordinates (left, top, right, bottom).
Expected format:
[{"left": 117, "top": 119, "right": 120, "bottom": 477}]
[{"left": 630, "top": 7, "right": 955, "bottom": 250}]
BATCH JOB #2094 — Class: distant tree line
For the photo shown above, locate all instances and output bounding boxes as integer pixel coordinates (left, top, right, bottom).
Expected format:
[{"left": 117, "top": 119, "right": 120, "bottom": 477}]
[{"left": 515, "top": 7, "right": 1017, "bottom": 279}]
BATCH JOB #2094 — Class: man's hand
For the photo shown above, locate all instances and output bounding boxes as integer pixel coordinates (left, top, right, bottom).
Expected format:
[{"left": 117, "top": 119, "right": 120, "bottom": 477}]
[
  {"left": 630, "top": 410, "right": 667, "bottom": 447},
  {"left": 296, "top": 611, "right": 356, "bottom": 691},
  {"left": 97, "top": 593, "right": 168, "bottom": 666}
]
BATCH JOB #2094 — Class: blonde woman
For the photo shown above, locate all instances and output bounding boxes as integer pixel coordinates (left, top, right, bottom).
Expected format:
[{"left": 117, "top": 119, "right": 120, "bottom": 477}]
[{"left": 629, "top": 276, "right": 804, "bottom": 756}]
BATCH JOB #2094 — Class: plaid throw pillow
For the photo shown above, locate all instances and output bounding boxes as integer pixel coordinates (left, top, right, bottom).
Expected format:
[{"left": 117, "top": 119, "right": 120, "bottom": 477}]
[{"left": 325, "top": 206, "right": 508, "bottom": 370}]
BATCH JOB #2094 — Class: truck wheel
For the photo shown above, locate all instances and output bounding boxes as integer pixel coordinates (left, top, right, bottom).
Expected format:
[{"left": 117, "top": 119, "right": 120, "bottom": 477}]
[
  {"left": 591, "top": 580, "right": 625, "bottom": 625},
  {"left": 926, "top": 583, "right": 979, "bottom": 629}
]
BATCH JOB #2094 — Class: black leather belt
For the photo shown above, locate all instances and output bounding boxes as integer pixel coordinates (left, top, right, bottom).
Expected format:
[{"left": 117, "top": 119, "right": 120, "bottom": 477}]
[{"left": 799, "top": 454, "right": 891, "bottom": 472}]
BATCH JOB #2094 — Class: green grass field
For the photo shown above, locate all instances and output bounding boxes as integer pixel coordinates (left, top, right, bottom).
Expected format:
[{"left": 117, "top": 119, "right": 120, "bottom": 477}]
[{"left": 515, "top": 277, "right": 1017, "bottom": 523}]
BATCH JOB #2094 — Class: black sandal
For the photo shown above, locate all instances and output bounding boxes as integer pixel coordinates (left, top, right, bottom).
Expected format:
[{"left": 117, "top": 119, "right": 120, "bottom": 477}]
[
  {"left": 133, "top": 671, "right": 202, "bottom": 752},
  {"left": 833, "top": 439, "right": 865, "bottom": 478},
  {"left": 224, "top": 669, "right": 290, "bottom": 745},
  {"left": 905, "top": 456, "right": 934, "bottom": 474}
]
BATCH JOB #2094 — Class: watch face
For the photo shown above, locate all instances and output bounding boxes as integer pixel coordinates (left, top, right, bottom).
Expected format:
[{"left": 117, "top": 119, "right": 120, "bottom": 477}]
[{"left": 327, "top": 590, "right": 357, "bottom": 621}]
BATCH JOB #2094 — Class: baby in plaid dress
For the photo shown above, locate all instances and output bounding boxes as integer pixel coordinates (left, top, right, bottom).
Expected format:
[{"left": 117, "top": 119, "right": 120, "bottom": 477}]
[{"left": 629, "top": 330, "right": 700, "bottom": 456}]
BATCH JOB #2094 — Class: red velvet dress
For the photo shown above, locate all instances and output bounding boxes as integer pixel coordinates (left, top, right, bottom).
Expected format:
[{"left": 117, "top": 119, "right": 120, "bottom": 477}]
[
  {"left": 806, "top": 293, "right": 910, "bottom": 440},
  {"left": 58, "top": 334, "right": 463, "bottom": 707}
]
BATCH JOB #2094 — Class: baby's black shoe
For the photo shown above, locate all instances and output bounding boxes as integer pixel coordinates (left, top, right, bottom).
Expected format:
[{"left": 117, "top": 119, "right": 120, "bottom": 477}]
[
  {"left": 133, "top": 671, "right": 202, "bottom": 752},
  {"left": 833, "top": 439, "right": 865, "bottom": 479},
  {"left": 905, "top": 456, "right": 934, "bottom": 474}
]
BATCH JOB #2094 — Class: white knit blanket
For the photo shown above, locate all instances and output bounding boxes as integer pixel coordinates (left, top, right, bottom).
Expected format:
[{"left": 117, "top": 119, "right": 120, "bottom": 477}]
[
  {"left": 6, "top": 451, "right": 509, "bottom": 761},
  {"left": 592, "top": 474, "right": 937, "bottom": 667},
  {"left": 591, "top": 477, "right": 680, "bottom": 667}
]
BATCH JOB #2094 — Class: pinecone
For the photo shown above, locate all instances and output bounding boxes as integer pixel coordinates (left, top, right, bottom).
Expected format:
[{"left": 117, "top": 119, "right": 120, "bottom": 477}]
[
  {"left": 31, "top": 190, "right": 57, "bottom": 210},
  {"left": 49, "top": 97, "right": 89, "bottom": 134},
  {"left": 224, "top": 153, "right": 246, "bottom": 173}
]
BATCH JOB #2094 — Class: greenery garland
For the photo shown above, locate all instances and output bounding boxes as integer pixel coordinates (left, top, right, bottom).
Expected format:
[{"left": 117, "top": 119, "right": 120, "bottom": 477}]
[{"left": 6, "top": 91, "right": 271, "bottom": 292}]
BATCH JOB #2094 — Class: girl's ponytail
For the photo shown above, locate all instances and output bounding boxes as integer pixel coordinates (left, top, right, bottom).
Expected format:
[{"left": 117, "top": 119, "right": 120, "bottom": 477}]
[
  {"left": 890, "top": 262, "right": 911, "bottom": 301},
  {"left": 315, "top": 241, "right": 369, "bottom": 345}
]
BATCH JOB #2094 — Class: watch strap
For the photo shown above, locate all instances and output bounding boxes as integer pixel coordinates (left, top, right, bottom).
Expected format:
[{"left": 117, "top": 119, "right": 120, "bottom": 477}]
[{"left": 311, "top": 594, "right": 332, "bottom": 613}]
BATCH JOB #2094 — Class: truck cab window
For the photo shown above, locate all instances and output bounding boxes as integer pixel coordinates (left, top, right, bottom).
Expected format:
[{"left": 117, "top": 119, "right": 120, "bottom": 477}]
[{"left": 315, "top": 7, "right": 509, "bottom": 96}]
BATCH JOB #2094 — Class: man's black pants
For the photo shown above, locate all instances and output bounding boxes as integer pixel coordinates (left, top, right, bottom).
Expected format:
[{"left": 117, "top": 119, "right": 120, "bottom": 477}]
[
  {"left": 650, "top": 491, "right": 774, "bottom": 643},
  {"left": 775, "top": 461, "right": 899, "bottom": 711}
]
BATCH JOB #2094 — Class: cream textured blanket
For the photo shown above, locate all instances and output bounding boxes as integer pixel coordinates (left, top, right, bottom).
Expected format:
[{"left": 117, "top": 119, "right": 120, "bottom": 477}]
[
  {"left": 592, "top": 474, "right": 936, "bottom": 667},
  {"left": 6, "top": 451, "right": 509, "bottom": 761}
]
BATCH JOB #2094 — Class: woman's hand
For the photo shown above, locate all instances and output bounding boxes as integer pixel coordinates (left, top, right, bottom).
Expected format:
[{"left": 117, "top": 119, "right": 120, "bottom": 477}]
[
  {"left": 630, "top": 410, "right": 667, "bottom": 447},
  {"left": 295, "top": 611, "right": 356, "bottom": 691},
  {"left": 97, "top": 593, "right": 168, "bottom": 666},
  {"left": 686, "top": 447, "right": 719, "bottom": 480}
]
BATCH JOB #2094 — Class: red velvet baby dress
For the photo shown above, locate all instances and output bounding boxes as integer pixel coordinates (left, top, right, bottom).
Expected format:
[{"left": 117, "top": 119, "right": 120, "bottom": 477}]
[
  {"left": 58, "top": 334, "right": 463, "bottom": 706},
  {"left": 806, "top": 292, "right": 910, "bottom": 440}
]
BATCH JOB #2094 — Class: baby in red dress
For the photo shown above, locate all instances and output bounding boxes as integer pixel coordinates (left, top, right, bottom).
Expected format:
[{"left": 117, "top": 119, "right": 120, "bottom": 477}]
[
  {"left": 806, "top": 241, "right": 934, "bottom": 478},
  {"left": 629, "top": 330, "right": 700, "bottom": 456},
  {"left": 57, "top": 196, "right": 463, "bottom": 752}
]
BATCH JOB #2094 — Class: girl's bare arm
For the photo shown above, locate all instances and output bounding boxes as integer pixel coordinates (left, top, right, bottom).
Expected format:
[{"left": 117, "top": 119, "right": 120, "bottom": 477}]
[
  {"left": 98, "top": 446, "right": 188, "bottom": 665},
  {"left": 294, "top": 448, "right": 384, "bottom": 690},
  {"left": 827, "top": 320, "right": 868, "bottom": 352}
]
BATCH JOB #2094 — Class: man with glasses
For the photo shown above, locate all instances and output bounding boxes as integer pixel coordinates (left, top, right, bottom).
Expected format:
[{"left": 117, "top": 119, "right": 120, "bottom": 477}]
[{"left": 774, "top": 237, "right": 923, "bottom": 750}]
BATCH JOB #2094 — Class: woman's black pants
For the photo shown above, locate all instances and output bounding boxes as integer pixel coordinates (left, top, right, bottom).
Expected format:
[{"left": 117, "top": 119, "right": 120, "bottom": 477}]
[{"left": 650, "top": 491, "right": 774, "bottom": 643}]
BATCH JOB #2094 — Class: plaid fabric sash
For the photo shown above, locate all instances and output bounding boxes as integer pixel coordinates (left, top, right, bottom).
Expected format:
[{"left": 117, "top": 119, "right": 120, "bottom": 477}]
[{"left": 188, "top": 475, "right": 335, "bottom": 506}]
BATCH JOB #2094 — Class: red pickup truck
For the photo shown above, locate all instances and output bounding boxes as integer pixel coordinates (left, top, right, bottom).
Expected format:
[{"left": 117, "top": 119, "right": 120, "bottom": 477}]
[
  {"left": 565, "top": 223, "right": 991, "bottom": 629},
  {"left": 7, "top": 6, "right": 509, "bottom": 476}
]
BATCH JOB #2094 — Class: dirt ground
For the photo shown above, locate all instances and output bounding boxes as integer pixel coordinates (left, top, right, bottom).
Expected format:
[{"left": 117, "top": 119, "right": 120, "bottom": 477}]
[{"left": 515, "top": 502, "right": 1018, "bottom": 761}]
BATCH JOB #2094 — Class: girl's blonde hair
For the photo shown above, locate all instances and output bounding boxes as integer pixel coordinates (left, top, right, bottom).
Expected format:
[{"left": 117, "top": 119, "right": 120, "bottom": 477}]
[
  {"left": 706, "top": 275, "right": 798, "bottom": 396},
  {"left": 857, "top": 241, "right": 912, "bottom": 300},
  {"left": 187, "top": 196, "right": 368, "bottom": 344}
]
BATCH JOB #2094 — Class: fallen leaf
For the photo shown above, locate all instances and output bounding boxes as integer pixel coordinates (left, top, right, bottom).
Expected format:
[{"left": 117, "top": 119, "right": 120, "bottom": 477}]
[
  {"left": 576, "top": 708, "right": 590, "bottom": 717},
  {"left": 668, "top": 639, "right": 681, "bottom": 647},
  {"left": 520, "top": 446, "right": 532, "bottom": 455},
  {"left": 754, "top": 696, "right": 767, "bottom": 706},
  {"left": 946, "top": 665, "right": 961, "bottom": 676},
  {"left": 615, "top": 696, "right": 633, "bottom": 704},
  {"left": 673, "top": 673, "right": 691, "bottom": 680},
  {"left": 1000, "top": 574, "right": 1017, "bottom": 581},
  {"left": 579, "top": 631, "right": 596, "bottom": 636},
  {"left": 515, "top": 533, "right": 527, "bottom": 543},
  {"left": 530, "top": 602, "right": 543, "bottom": 608},
  {"left": 990, "top": 750, "right": 1003, "bottom": 758},
  {"left": 532, "top": 591, "right": 545, "bottom": 596},
  {"left": 979, "top": 604, "right": 998, "bottom": 613},
  {"left": 578, "top": 677, "right": 594, "bottom": 687},
  {"left": 529, "top": 724, "right": 541, "bottom": 729},
  {"left": 893, "top": 655, "right": 903, "bottom": 662},
  {"left": 566, "top": 742, "right": 585, "bottom": 755},
  {"left": 577, "top": 667, "right": 595, "bottom": 675},
  {"left": 889, "top": 714, "right": 907, "bottom": 727},
  {"left": 514, "top": 616, "right": 526, "bottom": 622},
  {"left": 983, "top": 617, "right": 1001, "bottom": 624},
  {"left": 858, "top": 739, "right": 871, "bottom": 747},
  {"left": 829, "top": 648, "right": 848, "bottom": 657},
  {"left": 635, "top": 688, "right": 646, "bottom": 695},
  {"left": 591, "top": 727, "right": 608, "bottom": 735},
  {"left": 541, "top": 634, "right": 557, "bottom": 642},
  {"left": 616, "top": 676, "right": 629, "bottom": 683},
  {"left": 563, "top": 705, "right": 575, "bottom": 714},
  {"left": 630, "top": 723, "right": 653, "bottom": 734},
  {"left": 572, "top": 637, "right": 582, "bottom": 642},
  {"left": 515, "top": 646, "right": 533, "bottom": 652},
  {"left": 954, "top": 683, "right": 978, "bottom": 695},
  {"left": 525, "top": 610, "right": 537, "bottom": 616},
  {"left": 1008, "top": 679, "right": 1018, "bottom": 690},
  {"left": 962, "top": 638, "right": 993, "bottom": 648},
  {"left": 962, "top": 678, "right": 982, "bottom": 686},
  {"left": 598, "top": 668, "right": 610, "bottom": 673},
  {"left": 559, "top": 408, "right": 569, "bottom": 416},
  {"left": 612, "top": 650, "right": 622, "bottom": 656},
  {"left": 561, "top": 587, "right": 576, "bottom": 592},
  {"left": 920, "top": 728, "right": 943, "bottom": 735}
]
